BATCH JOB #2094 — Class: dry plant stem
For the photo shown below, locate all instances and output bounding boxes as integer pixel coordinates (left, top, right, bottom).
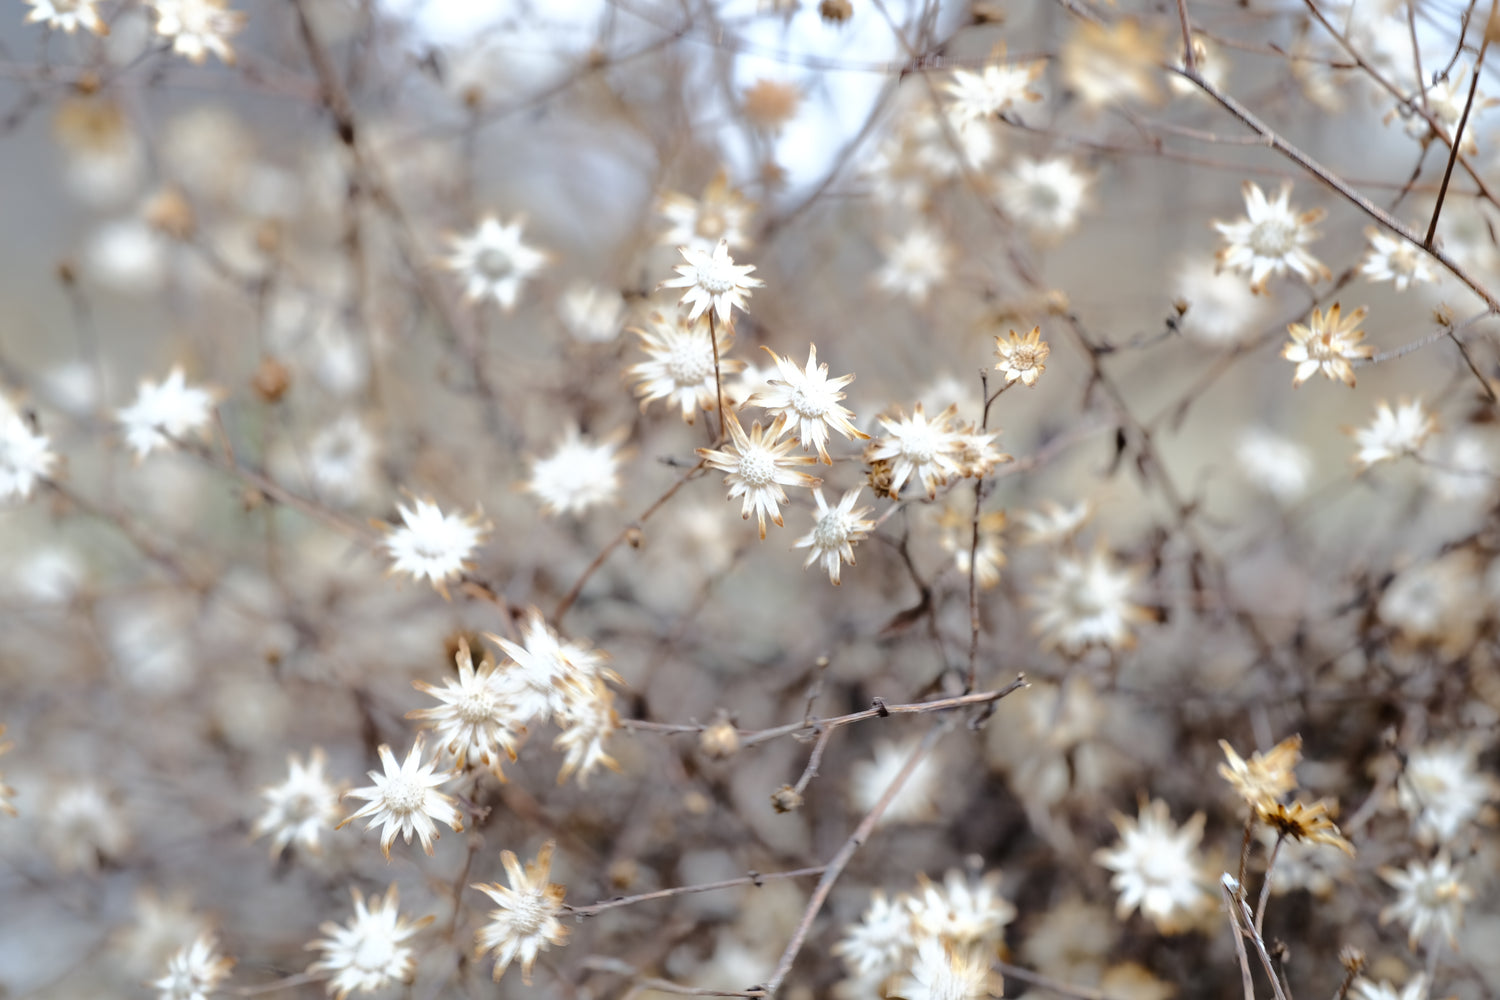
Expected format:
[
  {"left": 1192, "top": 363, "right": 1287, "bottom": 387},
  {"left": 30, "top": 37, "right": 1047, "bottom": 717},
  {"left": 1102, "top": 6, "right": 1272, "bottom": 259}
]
[
  {"left": 583, "top": 958, "right": 767, "bottom": 998},
  {"left": 1254, "top": 834, "right": 1283, "bottom": 937},
  {"left": 709, "top": 311, "right": 726, "bottom": 439},
  {"left": 1236, "top": 812, "right": 1256, "bottom": 896},
  {"left": 759, "top": 719, "right": 954, "bottom": 998},
  {"left": 1174, "top": 0, "right": 1196, "bottom": 72},
  {"left": 1223, "top": 880, "right": 1258, "bottom": 1000},
  {"left": 232, "top": 973, "right": 321, "bottom": 996},
  {"left": 994, "top": 962, "right": 1129, "bottom": 1000},
  {"left": 1425, "top": 35, "right": 1491, "bottom": 248},
  {"left": 966, "top": 374, "right": 1011, "bottom": 692},
  {"left": 553, "top": 458, "right": 707, "bottom": 622},
  {"left": 790, "top": 725, "right": 836, "bottom": 797},
  {"left": 567, "top": 865, "right": 827, "bottom": 918}
]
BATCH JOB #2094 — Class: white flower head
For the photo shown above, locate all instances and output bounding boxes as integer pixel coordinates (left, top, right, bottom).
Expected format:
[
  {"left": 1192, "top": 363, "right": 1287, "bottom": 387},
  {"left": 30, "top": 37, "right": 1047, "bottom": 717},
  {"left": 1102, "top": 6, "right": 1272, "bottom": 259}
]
[
  {"left": 1379, "top": 853, "right": 1472, "bottom": 948},
  {"left": 0, "top": 397, "right": 56, "bottom": 501},
  {"left": 1172, "top": 257, "right": 1267, "bottom": 345},
  {"left": 1362, "top": 228, "right": 1438, "bottom": 291},
  {"left": 1031, "top": 546, "right": 1152, "bottom": 654},
  {"left": 944, "top": 53, "right": 1045, "bottom": 120},
  {"left": 338, "top": 736, "right": 464, "bottom": 859},
  {"left": 526, "top": 426, "right": 626, "bottom": 517},
  {"left": 658, "top": 239, "right": 764, "bottom": 324},
  {"left": 833, "top": 891, "right": 914, "bottom": 982},
  {"left": 1094, "top": 798, "right": 1212, "bottom": 934},
  {"left": 408, "top": 639, "right": 522, "bottom": 774},
  {"left": 252, "top": 748, "right": 344, "bottom": 859},
  {"left": 1283, "top": 303, "right": 1373, "bottom": 387},
  {"left": 1352, "top": 974, "right": 1428, "bottom": 1000},
  {"left": 381, "top": 499, "right": 488, "bottom": 597},
  {"left": 656, "top": 172, "right": 756, "bottom": 252},
  {"left": 1397, "top": 742, "right": 1497, "bottom": 844},
  {"left": 849, "top": 738, "right": 941, "bottom": 825},
  {"left": 46, "top": 779, "right": 131, "bottom": 872},
  {"left": 888, "top": 938, "right": 997, "bottom": 1000},
  {"left": 306, "top": 415, "right": 380, "bottom": 507},
  {"left": 747, "top": 343, "right": 868, "bottom": 463},
  {"left": 445, "top": 215, "right": 549, "bottom": 312},
  {"left": 116, "top": 367, "right": 218, "bottom": 460},
  {"left": 999, "top": 156, "right": 1091, "bottom": 240},
  {"left": 1237, "top": 428, "right": 1313, "bottom": 504},
  {"left": 908, "top": 868, "right": 1016, "bottom": 947},
  {"left": 1214, "top": 181, "right": 1330, "bottom": 293},
  {"left": 471, "top": 841, "right": 570, "bottom": 984},
  {"left": 151, "top": 0, "right": 246, "bottom": 65},
  {"left": 697, "top": 411, "right": 822, "bottom": 539},
  {"left": 795, "top": 487, "right": 874, "bottom": 585},
  {"left": 553, "top": 677, "right": 621, "bottom": 786},
  {"left": 875, "top": 223, "right": 954, "bottom": 305},
  {"left": 864, "top": 402, "right": 963, "bottom": 500},
  {"left": 152, "top": 933, "right": 234, "bottom": 1000},
  {"left": 26, "top": 0, "right": 108, "bottom": 34},
  {"left": 1353, "top": 399, "right": 1436, "bottom": 469},
  {"left": 557, "top": 281, "right": 626, "bottom": 342},
  {"left": 307, "top": 885, "right": 432, "bottom": 1000},
  {"left": 486, "top": 607, "right": 618, "bottom": 728},
  {"left": 627, "top": 310, "right": 745, "bottom": 424}
]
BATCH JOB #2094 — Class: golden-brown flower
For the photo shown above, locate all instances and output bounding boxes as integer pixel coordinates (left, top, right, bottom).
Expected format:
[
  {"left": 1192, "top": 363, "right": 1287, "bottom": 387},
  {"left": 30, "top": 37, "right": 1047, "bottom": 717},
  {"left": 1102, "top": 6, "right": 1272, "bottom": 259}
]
[
  {"left": 1218, "top": 735, "right": 1302, "bottom": 816},
  {"left": 1264, "top": 799, "right": 1355, "bottom": 856},
  {"left": 1282, "top": 303, "right": 1373, "bottom": 387},
  {"left": 994, "top": 326, "right": 1051, "bottom": 386}
]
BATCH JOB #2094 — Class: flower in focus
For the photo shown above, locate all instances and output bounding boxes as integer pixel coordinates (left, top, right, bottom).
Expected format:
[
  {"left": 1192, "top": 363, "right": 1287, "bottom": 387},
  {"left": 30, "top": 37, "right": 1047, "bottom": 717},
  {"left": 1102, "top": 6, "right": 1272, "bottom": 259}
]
[
  {"left": 656, "top": 171, "right": 756, "bottom": 252},
  {"left": 746, "top": 343, "right": 868, "bottom": 463},
  {"left": 445, "top": 215, "right": 549, "bottom": 312},
  {"left": 381, "top": 499, "right": 488, "bottom": 596},
  {"left": 116, "top": 367, "right": 217, "bottom": 460},
  {"left": 1361, "top": 228, "right": 1438, "bottom": 290},
  {"left": 252, "top": 748, "right": 344, "bottom": 858},
  {"left": 1283, "top": 303, "right": 1373, "bottom": 387},
  {"left": 697, "top": 411, "right": 821, "bottom": 539},
  {"left": 1214, "top": 181, "right": 1330, "bottom": 293},
  {"left": 659, "top": 239, "right": 764, "bottom": 324},
  {"left": 1352, "top": 399, "right": 1436, "bottom": 468},
  {"left": 994, "top": 326, "right": 1050, "bottom": 386},
  {"left": 150, "top": 0, "right": 246, "bottom": 65},
  {"left": 338, "top": 736, "right": 463, "bottom": 859},
  {"left": 944, "top": 50, "right": 1045, "bottom": 120},
  {"left": 1264, "top": 799, "right": 1355, "bottom": 856},
  {"left": 999, "top": 156, "right": 1091, "bottom": 240},
  {"left": 307, "top": 886, "right": 432, "bottom": 1000},
  {"left": 794, "top": 486, "right": 874, "bottom": 585},
  {"left": 0, "top": 395, "right": 56, "bottom": 501},
  {"left": 408, "top": 639, "right": 521, "bottom": 774},
  {"left": 472, "top": 841, "right": 570, "bottom": 984},
  {"left": 487, "top": 607, "right": 618, "bottom": 727},
  {"left": 875, "top": 223, "right": 954, "bottom": 305},
  {"left": 627, "top": 311, "right": 745, "bottom": 424},
  {"left": 152, "top": 932, "right": 234, "bottom": 1000},
  {"left": 526, "top": 426, "right": 626, "bottom": 517},
  {"left": 1379, "top": 853, "right": 1472, "bottom": 948},
  {"left": 25, "top": 0, "right": 107, "bottom": 34},
  {"left": 1094, "top": 798, "right": 1212, "bottom": 934},
  {"left": 1031, "top": 547, "right": 1152, "bottom": 654},
  {"left": 1218, "top": 735, "right": 1302, "bottom": 817},
  {"left": 864, "top": 403, "right": 963, "bottom": 500}
]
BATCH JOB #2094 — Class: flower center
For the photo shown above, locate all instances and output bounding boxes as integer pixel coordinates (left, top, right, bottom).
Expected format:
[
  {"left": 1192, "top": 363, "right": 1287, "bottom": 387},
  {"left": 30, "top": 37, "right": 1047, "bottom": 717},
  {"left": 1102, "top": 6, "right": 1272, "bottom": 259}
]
[
  {"left": 352, "top": 928, "right": 397, "bottom": 971},
  {"left": 457, "top": 690, "right": 496, "bottom": 724},
  {"left": 383, "top": 777, "right": 424, "bottom": 814},
  {"left": 667, "top": 341, "right": 713, "bottom": 386},
  {"left": 1249, "top": 219, "right": 1295, "bottom": 257},
  {"left": 1028, "top": 183, "right": 1061, "bottom": 213},
  {"left": 695, "top": 259, "right": 738, "bottom": 294},
  {"left": 813, "top": 513, "right": 847, "bottom": 547},
  {"left": 476, "top": 247, "right": 514, "bottom": 280},
  {"left": 791, "top": 386, "right": 828, "bottom": 417},
  {"left": 696, "top": 211, "right": 726, "bottom": 239},
  {"left": 737, "top": 448, "right": 776, "bottom": 486}
]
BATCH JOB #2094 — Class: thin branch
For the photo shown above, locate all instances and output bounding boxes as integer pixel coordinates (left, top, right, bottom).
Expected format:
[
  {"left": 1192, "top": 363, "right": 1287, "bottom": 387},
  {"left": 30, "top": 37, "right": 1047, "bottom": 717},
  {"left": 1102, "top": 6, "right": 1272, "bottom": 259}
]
[{"left": 567, "top": 865, "right": 827, "bottom": 918}]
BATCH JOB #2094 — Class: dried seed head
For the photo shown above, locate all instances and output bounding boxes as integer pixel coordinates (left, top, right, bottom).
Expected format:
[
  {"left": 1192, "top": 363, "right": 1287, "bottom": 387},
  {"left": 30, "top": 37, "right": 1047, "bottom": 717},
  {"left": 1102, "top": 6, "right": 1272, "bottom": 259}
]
[
  {"left": 771, "top": 785, "right": 804, "bottom": 813},
  {"left": 819, "top": 0, "right": 853, "bottom": 23},
  {"left": 700, "top": 716, "right": 741, "bottom": 759},
  {"left": 252, "top": 356, "right": 291, "bottom": 403}
]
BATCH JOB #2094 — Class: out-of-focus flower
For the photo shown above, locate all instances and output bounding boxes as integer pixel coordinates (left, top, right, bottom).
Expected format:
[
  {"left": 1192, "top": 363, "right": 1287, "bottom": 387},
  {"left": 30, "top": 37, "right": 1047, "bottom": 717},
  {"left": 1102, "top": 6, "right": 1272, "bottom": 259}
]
[
  {"left": 656, "top": 172, "right": 756, "bottom": 252},
  {"left": 1404, "top": 63, "right": 1494, "bottom": 155},
  {"left": 1171, "top": 257, "right": 1267, "bottom": 345},
  {"left": 1283, "top": 303, "right": 1373, "bottom": 387},
  {"left": 1362, "top": 228, "right": 1438, "bottom": 290},
  {"left": 1351, "top": 973, "right": 1428, "bottom": 1000},
  {"left": 151, "top": 0, "right": 246, "bottom": 65},
  {"left": 1263, "top": 799, "right": 1355, "bottom": 856},
  {"left": 999, "top": 156, "right": 1091, "bottom": 240},
  {"left": 944, "top": 50, "right": 1044, "bottom": 120},
  {"left": 305, "top": 415, "right": 380, "bottom": 507},
  {"left": 111, "top": 890, "right": 210, "bottom": 978},
  {"left": 834, "top": 891, "right": 913, "bottom": 983},
  {"left": 116, "top": 367, "right": 217, "bottom": 460},
  {"left": 338, "top": 737, "right": 463, "bottom": 859},
  {"left": 875, "top": 223, "right": 954, "bottom": 305},
  {"left": 795, "top": 487, "right": 874, "bottom": 585},
  {"left": 1237, "top": 428, "right": 1313, "bottom": 503},
  {"left": 1015, "top": 500, "right": 1092, "bottom": 545},
  {"left": 0, "top": 395, "right": 56, "bottom": 501},
  {"left": 557, "top": 281, "right": 626, "bottom": 343},
  {"left": 1218, "top": 735, "right": 1302, "bottom": 817},
  {"left": 445, "top": 215, "right": 549, "bottom": 312},
  {"left": 1378, "top": 550, "right": 1483, "bottom": 658},
  {"left": 26, "top": 0, "right": 107, "bottom": 35},
  {"left": 1062, "top": 18, "right": 1165, "bottom": 110},
  {"left": 1094, "top": 798, "right": 1213, "bottom": 934},
  {"left": 472, "top": 841, "right": 570, "bottom": 984},
  {"left": 907, "top": 868, "right": 1016, "bottom": 947},
  {"left": 937, "top": 505, "right": 1006, "bottom": 589},
  {"left": 659, "top": 239, "right": 764, "bottom": 324},
  {"left": 887, "top": 938, "right": 997, "bottom": 1000},
  {"left": 381, "top": 499, "right": 488, "bottom": 597},
  {"left": 697, "top": 412, "right": 821, "bottom": 539},
  {"left": 1379, "top": 854, "right": 1472, "bottom": 948},
  {"left": 46, "top": 779, "right": 131, "bottom": 872},
  {"left": 746, "top": 343, "right": 867, "bottom": 463},
  {"left": 627, "top": 311, "right": 745, "bottom": 424},
  {"left": 486, "top": 607, "right": 618, "bottom": 727},
  {"left": 526, "top": 426, "right": 625, "bottom": 517},
  {"left": 1353, "top": 399, "right": 1436, "bottom": 468},
  {"left": 1397, "top": 742, "right": 1497, "bottom": 845},
  {"left": 553, "top": 677, "right": 621, "bottom": 785},
  {"left": 152, "top": 932, "right": 234, "bottom": 1000},
  {"left": 253, "top": 748, "right": 344, "bottom": 858},
  {"left": 1214, "top": 181, "right": 1330, "bottom": 293},
  {"left": 307, "top": 885, "right": 432, "bottom": 999},
  {"left": 1031, "top": 547, "right": 1152, "bottom": 654},
  {"left": 994, "top": 326, "right": 1050, "bottom": 386},
  {"left": 850, "top": 738, "right": 942, "bottom": 825}
]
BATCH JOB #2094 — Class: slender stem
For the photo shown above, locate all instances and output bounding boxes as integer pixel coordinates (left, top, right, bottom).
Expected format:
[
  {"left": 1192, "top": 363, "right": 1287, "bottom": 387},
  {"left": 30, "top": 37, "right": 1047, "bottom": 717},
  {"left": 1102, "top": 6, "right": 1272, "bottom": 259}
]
[
  {"left": 567, "top": 865, "right": 827, "bottom": 918},
  {"left": 709, "top": 311, "right": 726, "bottom": 439},
  {"left": 1254, "top": 834, "right": 1283, "bottom": 937},
  {"left": 1222, "top": 878, "right": 1258, "bottom": 1000},
  {"left": 1174, "top": 0, "right": 1197, "bottom": 72},
  {"left": 1425, "top": 37, "right": 1491, "bottom": 247}
]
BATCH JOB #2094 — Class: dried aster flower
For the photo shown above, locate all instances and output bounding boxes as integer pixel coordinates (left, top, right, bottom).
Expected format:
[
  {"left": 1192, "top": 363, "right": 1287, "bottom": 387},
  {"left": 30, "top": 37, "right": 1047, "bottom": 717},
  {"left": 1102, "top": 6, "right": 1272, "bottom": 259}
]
[
  {"left": 1214, "top": 181, "right": 1330, "bottom": 293},
  {"left": 794, "top": 486, "right": 874, "bottom": 585},
  {"left": 338, "top": 736, "right": 463, "bottom": 859},
  {"left": 1094, "top": 798, "right": 1213, "bottom": 934},
  {"left": 1283, "top": 303, "right": 1373, "bottom": 387},
  {"left": 1218, "top": 735, "right": 1302, "bottom": 817},
  {"left": 697, "top": 411, "right": 821, "bottom": 539},
  {"left": 994, "top": 326, "right": 1050, "bottom": 386},
  {"left": 252, "top": 748, "right": 344, "bottom": 858},
  {"left": 381, "top": 499, "right": 488, "bottom": 597},
  {"left": 746, "top": 343, "right": 868, "bottom": 463},
  {"left": 472, "top": 841, "right": 570, "bottom": 983},
  {"left": 659, "top": 238, "right": 764, "bottom": 324},
  {"left": 307, "top": 886, "right": 432, "bottom": 999},
  {"left": 152, "top": 932, "right": 234, "bottom": 1000}
]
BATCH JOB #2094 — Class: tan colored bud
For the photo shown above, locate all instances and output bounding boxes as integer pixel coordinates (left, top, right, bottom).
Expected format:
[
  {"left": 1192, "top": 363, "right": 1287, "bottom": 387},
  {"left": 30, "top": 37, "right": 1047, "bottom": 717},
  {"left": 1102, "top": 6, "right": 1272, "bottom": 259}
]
[
  {"left": 700, "top": 716, "right": 740, "bottom": 759},
  {"left": 252, "top": 356, "right": 292, "bottom": 403},
  {"left": 771, "top": 785, "right": 804, "bottom": 813}
]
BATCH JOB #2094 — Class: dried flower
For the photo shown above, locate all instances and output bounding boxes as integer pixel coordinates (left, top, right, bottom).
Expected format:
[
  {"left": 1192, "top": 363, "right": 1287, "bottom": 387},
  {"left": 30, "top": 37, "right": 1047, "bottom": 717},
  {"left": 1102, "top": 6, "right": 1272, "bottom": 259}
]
[
  {"left": 1264, "top": 799, "right": 1355, "bottom": 856},
  {"left": 472, "top": 841, "right": 570, "bottom": 983},
  {"left": 888, "top": 939, "right": 998, "bottom": 1000},
  {"left": 697, "top": 411, "right": 821, "bottom": 539},
  {"left": 338, "top": 736, "right": 464, "bottom": 859},
  {"left": 445, "top": 215, "right": 549, "bottom": 312},
  {"left": 116, "top": 367, "right": 218, "bottom": 460},
  {"left": 381, "top": 499, "right": 488, "bottom": 597},
  {"left": 1031, "top": 547, "right": 1152, "bottom": 654},
  {"left": 1283, "top": 303, "right": 1373, "bottom": 387},
  {"left": 0, "top": 395, "right": 56, "bottom": 501},
  {"left": 1361, "top": 228, "right": 1438, "bottom": 290},
  {"left": 1379, "top": 853, "right": 1472, "bottom": 948},
  {"left": 408, "top": 639, "right": 522, "bottom": 773},
  {"left": 1094, "top": 798, "right": 1212, "bottom": 934},
  {"left": 994, "top": 326, "right": 1050, "bottom": 386},
  {"left": 1218, "top": 735, "right": 1302, "bottom": 816},
  {"left": 151, "top": 0, "right": 246, "bottom": 65},
  {"left": 553, "top": 678, "right": 621, "bottom": 785},
  {"left": 252, "top": 748, "right": 344, "bottom": 858},
  {"left": 656, "top": 172, "right": 756, "bottom": 252},
  {"left": 999, "top": 156, "right": 1092, "bottom": 239},
  {"left": 1352, "top": 399, "right": 1436, "bottom": 468},
  {"left": 152, "top": 932, "right": 234, "bottom": 1000},
  {"left": 864, "top": 403, "right": 963, "bottom": 500},
  {"left": 908, "top": 869, "right": 1016, "bottom": 947},
  {"left": 1214, "top": 181, "right": 1330, "bottom": 293},
  {"left": 526, "top": 426, "right": 626, "bottom": 517},
  {"left": 944, "top": 50, "right": 1045, "bottom": 120},
  {"left": 875, "top": 223, "right": 954, "bottom": 304},
  {"left": 659, "top": 238, "right": 764, "bottom": 324},
  {"left": 794, "top": 486, "right": 874, "bottom": 585},
  {"left": 25, "top": 0, "right": 107, "bottom": 34},
  {"left": 307, "top": 886, "right": 432, "bottom": 999},
  {"left": 627, "top": 311, "right": 745, "bottom": 424},
  {"left": 746, "top": 343, "right": 868, "bottom": 463}
]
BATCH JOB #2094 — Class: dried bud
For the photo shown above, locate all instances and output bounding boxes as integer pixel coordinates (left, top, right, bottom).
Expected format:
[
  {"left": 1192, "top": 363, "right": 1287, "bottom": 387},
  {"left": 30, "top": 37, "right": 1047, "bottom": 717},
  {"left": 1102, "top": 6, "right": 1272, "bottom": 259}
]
[
  {"left": 700, "top": 715, "right": 740, "bottom": 759},
  {"left": 771, "top": 785, "right": 804, "bottom": 813},
  {"left": 742, "top": 78, "right": 802, "bottom": 133},
  {"left": 819, "top": 0, "right": 853, "bottom": 23},
  {"left": 1433, "top": 303, "right": 1455, "bottom": 328},
  {"left": 608, "top": 858, "right": 638, "bottom": 890},
  {"left": 866, "top": 459, "right": 897, "bottom": 500},
  {"left": 1338, "top": 945, "right": 1366, "bottom": 974},
  {"left": 252, "top": 356, "right": 292, "bottom": 403},
  {"left": 625, "top": 526, "right": 645, "bottom": 549}
]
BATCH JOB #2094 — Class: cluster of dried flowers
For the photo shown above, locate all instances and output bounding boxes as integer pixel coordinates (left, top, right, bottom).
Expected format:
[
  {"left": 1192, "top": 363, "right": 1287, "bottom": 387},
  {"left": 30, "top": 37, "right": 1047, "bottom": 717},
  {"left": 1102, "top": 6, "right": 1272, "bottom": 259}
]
[{"left": 1, "top": 1, "right": 1499, "bottom": 1000}]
